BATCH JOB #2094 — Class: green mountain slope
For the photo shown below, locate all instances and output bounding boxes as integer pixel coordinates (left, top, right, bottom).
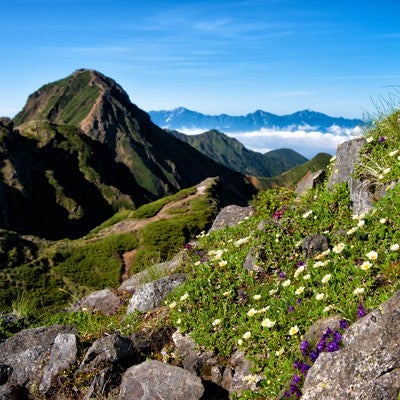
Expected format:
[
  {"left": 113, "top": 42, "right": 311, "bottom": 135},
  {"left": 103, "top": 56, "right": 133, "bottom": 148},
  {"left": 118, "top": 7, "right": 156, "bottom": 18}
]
[
  {"left": 168, "top": 129, "right": 307, "bottom": 177},
  {"left": 13, "top": 70, "right": 256, "bottom": 212}
]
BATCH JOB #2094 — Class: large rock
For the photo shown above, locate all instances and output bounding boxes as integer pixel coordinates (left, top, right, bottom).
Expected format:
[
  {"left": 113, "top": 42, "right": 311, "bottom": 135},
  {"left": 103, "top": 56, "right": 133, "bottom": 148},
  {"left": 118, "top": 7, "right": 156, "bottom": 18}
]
[
  {"left": 295, "top": 169, "right": 325, "bottom": 197},
  {"left": 72, "top": 288, "right": 122, "bottom": 315},
  {"left": 208, "top": 205, "right": 254, "bottom": 232},
  {"left": 302, "top": 234, "right": 329, "bottom": 259},
  {"left": 39, "top": 333, "right": 78, "bottom": 393},
  {"left": 0, "top": 325, "right": 77, "bottom": 391},
  {"left": 117, "top": 360, "right": 204, "bottom": 400},
  {"left": 126, "top": 274, "right": 187, "bottom": 314},
  {"left": 302, "top": 290, "right": 400, "bottom": 399},
  {"left": 327, "top": 137, "right": 376, "bottom": 215}
]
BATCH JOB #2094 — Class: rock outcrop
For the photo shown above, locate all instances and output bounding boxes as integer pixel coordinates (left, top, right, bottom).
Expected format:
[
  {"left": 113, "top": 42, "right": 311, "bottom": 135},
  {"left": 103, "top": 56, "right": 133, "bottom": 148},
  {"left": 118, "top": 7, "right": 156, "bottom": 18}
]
[{"left": 302, "top": 290, "right": 400, "bottom": 399}]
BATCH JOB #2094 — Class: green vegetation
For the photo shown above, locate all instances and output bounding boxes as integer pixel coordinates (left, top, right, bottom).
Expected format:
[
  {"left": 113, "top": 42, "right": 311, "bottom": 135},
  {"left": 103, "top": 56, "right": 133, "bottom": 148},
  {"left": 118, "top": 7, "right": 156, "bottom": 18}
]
[{"left": 164, "top": 109, "right": 400, "bottom": 398}]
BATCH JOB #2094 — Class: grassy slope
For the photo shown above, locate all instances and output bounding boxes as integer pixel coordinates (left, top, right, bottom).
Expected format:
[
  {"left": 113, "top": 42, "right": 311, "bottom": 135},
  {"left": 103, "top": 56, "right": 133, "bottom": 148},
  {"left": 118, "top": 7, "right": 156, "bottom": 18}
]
[{"left": 0, "top": 179, "right": 220, "bottom": 315}]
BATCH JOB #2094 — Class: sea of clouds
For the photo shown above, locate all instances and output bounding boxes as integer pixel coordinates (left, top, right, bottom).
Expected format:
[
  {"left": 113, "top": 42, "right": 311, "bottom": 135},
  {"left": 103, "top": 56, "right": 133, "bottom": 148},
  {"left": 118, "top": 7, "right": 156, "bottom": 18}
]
[{"left": 178, "top": 125, "right": 364, "bottom": 159}]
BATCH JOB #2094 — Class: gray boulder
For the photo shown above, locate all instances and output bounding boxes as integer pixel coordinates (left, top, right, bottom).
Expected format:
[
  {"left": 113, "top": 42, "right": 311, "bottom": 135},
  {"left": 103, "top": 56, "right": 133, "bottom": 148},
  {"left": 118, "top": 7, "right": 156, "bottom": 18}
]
[
  {"left": 295, "top": 169, "right": 326, "bottom": 197},
  {"left": 72, "top": 288, "right": 122, "bottom": 315},
  {"left": 0, "top": 325, "right": 77, "bottom": 392},
  {"left": 126, "top": 274, "right": 187, "bottom": 314},
  {"left": 118, "top": 360, "right": 204, "bottom": 400},
  {"left": 302, "top": 234, "right": 329, "bottom": 259},
  {"left": 39, "top": 333, "right": 77, "bottom": 393},
  {"left": 302, "top": 290, "right": 400, "bottom": 399},
  {"left": 208, "top": 205, "right": 254, "bottom": 232}
]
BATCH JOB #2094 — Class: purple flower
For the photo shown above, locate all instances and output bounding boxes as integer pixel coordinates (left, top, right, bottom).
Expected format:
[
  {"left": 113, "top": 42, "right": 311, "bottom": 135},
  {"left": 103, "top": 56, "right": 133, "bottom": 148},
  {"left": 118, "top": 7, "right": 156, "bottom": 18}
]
[
  {"left": 379, "top": 136, "right": 386, "bottom": 143},
  {"left": 292, "top": 374, "right": 301, "bottom": 384},
  {"left": 288, "top": 305, "right": 295, "bottom": 312},
  {"left": 357, "top": 302, "right": 366, "bottom": 318},
  {"left": 297, "top": 261, "right": 305, "bottom": 267},
  {"left": 299, "top": 340, "right": 309, "bottom": 356},
  {"left": 296, "top": 298, "right": 303, "bottom": 304},
  {"left": 326, "top": 341, "right": 340, "bottom": 352},
  {"left": 339, "top": 319, "right": 349, "bottom": 330},
  {"left": 310, "top": 350, "right": 319, "bottom": 362},
  {"left": 184, "top": 243, "right": 193, "bottom": 250},
  {"left": 279, "top": 271, "right": 286, "bottom": 279},
  {"left": 316, "top": 338, "right": 326, "bottom": 352}
]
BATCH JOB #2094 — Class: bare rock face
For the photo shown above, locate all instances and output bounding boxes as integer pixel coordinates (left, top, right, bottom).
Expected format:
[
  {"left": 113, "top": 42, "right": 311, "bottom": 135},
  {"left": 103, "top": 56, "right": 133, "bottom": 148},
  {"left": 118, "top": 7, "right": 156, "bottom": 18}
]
[
  {"left": 295, "top": 169, "right": 326, "bottom": 197},
  {"left": 208, "top": 205, "right": 254, "bottom": 232},
  {"left": 302, "top": 234, "right": 329, "bottom": 259},
  {"left": 117, "top": 360, "right": 204, "bottom": 400},
  {"left": 302, "top": 290, "right": 400, "bottom": 400}
]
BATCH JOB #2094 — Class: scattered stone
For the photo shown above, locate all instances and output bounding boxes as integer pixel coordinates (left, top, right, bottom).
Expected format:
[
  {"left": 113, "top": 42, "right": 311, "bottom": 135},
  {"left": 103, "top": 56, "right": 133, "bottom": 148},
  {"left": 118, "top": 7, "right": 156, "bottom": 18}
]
[
  {"left": 71, "top": 288, "right": 122, "bottom": 315},
  {"left": 302, "top": 290, "right": 400, "bottom": 400},
  {"left": 349, "top": 177, "right": 375, "bottom": 216},
  {"left": 118, "top": 360, "right": 204, "bottom": 400},
  {"left": 243, "top": 248, "right": 258, "bottom": 273},
  {"left": 126, "top": 273, "right": 187, "bottom": 314},
  {"left": 208, "top": 205, "right": 254, "bottom": 232},
  {"left": 302, "top": 234, "right": 329, "bottom": 259}
]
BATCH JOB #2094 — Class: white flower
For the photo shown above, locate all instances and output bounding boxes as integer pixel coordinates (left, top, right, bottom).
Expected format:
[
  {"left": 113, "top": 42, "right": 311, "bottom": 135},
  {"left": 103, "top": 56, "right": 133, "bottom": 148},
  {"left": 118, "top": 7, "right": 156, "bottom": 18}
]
[
  {"left": 379, "top": 218, "right": 387, "bottom": 224},
  {"left": 321, "top": 274, "right": 331, "bottom": 284},
  {"left": 353, "top": 287, "right": 365, "bottom": 295},
  {"left": 366, "top": 250, "right": 378, "bottom": 260},
  {"left": 194, "top": 260, "right": 201, "bottom": 266},
  {"left": 234, "top": 236, "right": 251, "bottom": 247},
  {"left": 169, "top": 301, "right": 177, "bottom": 309},
  {"left": 323, "top": 305, "right": 334, "bottom": 312},
  {"left": 360, "top": 261, "right": 372, "bottom": 271},
  {"left": 390, "top": 243, "right": 399, "bottom": 251},
  {"left": 247, "top": 308, "right": 258, "bottom": 317},
  {"left": 313, "top": 261, "right": 324, "bottom": 268},
  {"left": 243, "top": 374, "right": 258, "bottom": 385},
  {"left": 237, "top": 339, "right": 243, "bottom": 346},
  {"left": 347, "top": 226, "right": 359, "bottom": 235},
  {"left": 258, "top": 306, "right": 270, "bottom": 313},
  {"left": 223, "top": 290, "right": 232, "bottom": 297},
  {"left": 302, "top": 210, "right": 313, "bottom": 218},
  {"left": 218, "top": 260, "right": 228, "bottom": 267},
  {"left": 352, "top": 213, "right": 366, "bottom": 220},
  {"left": 316, "top": 293, "right": 325, "bottom": 301},
  {"left": 212, "top": 319, "right": 221, "bottom": 327},
  {"left": 294, "top": 265, "right": 305, "bottom": 278},
  {"left": 177, "top": 318, "right": 181, "bottom": 324},
  {"left": 289, "top": 326, "right": 299, "bottom": 335},
  {"left": 275, "top": 347, "right": 285, "bottom": 356},
  {"left": 357, "top": 220, "right": 365, "bottom": 228},
  {"left": 261, "top": 318, "right": 276, "bottom": 328},
  {"left": 366, "top": 136, "right": 374, "bottom": 143},
  {"left": 269, "top": 288, "right": 279, "bottom": 295},
  {"left": 330, "top": 155, "right": 337, "bottom": 162},
  {"left": 303, "top": 273, "right": 311, "bottom": 280},
  {"left": 295, "top": 286, "right": 305, "bottom": 295},
  {"left": 282, "top": 279, "right": 291, "bottom": 287},
  {"left": 242, "top": 331, "right": 252, "bottom": 339},
  {"left": 180, "top": 292, "right": 189, "bottom": 301},
  {"left": 253, "top": 294, "right": 261, "bottom": 300},
  {"left": 332, "top": 243, "right": 345, "bottom": 254},
  {"left": 383, "top": 167, "right": 391, "bottom": 175}
]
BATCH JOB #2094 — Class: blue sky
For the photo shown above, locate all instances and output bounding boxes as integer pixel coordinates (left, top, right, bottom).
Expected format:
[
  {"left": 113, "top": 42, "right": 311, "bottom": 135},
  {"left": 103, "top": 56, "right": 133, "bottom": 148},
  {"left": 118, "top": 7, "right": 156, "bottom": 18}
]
[{"left": 1, "top": 0, "right": 400, "bottom": 119}]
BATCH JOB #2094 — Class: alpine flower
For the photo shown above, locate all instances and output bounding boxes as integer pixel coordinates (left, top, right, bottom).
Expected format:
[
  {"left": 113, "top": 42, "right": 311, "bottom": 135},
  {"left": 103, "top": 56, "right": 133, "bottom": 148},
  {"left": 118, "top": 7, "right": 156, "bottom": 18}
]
[
  {"left": 289, "top": 326, "right": 299, "bottom": 335},
  {"left": 360, "top": 261, "right": 372, "bottom": 271},
  {"left": 261, "top": 318, "right": 276, "bottom": 328},
  {"left": 366, "top": 250, "right": 378, "bottom": 260}
]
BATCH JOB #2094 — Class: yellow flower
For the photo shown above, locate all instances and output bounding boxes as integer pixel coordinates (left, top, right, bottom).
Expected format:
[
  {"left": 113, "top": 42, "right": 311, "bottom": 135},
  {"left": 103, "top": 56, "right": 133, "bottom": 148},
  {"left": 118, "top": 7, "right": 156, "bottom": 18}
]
[
  {"left": 289, "top": 326, "right": 299, "bottom": 335},
  {"left": 275, "top": 347, "right": 285, "bottom": 356}
]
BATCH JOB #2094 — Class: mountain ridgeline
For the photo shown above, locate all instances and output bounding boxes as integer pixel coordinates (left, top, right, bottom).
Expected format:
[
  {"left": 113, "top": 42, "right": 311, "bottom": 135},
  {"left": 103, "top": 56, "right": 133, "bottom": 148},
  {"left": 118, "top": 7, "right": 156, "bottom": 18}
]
[
  {"left": 5, "top": 69, "right": 257, "bottom": 238},
  {"left": 168, "top": 129, "right": 307, "bottom": 177},
  {"left": 149, "top": 107, "right": 364, "bottom": 133}
]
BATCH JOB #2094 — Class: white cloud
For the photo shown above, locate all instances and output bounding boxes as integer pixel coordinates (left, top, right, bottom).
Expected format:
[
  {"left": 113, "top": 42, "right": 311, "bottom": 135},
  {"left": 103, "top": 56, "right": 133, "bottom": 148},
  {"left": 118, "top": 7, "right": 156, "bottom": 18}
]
[{"left": 176, "top": 126, "right": 361, "bottom": 159}]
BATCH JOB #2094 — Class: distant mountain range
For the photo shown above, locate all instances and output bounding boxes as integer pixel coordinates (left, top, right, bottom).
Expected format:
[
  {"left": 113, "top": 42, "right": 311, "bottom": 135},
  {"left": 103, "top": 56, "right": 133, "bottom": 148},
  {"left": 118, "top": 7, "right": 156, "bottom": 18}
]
[{"left": 149, "top": 107, "right": 364, "bottom": 133}]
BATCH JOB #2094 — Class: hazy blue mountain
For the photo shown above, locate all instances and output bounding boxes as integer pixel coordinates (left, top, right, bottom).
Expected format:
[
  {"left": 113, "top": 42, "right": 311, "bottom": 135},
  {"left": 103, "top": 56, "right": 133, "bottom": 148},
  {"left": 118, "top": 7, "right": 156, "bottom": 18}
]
[{"left": 149, "top": 107, "right": 364, "bottom": 133}]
